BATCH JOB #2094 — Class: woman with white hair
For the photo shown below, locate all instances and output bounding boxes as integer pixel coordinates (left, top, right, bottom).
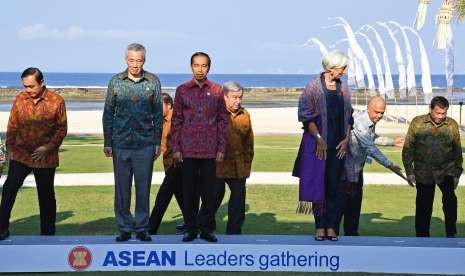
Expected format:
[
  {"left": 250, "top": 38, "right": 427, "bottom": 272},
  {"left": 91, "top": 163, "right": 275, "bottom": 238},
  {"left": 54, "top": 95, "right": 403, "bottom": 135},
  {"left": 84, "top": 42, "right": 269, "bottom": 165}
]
[{"left": 293, "top": 50, "right": 353, "bottom": 241}]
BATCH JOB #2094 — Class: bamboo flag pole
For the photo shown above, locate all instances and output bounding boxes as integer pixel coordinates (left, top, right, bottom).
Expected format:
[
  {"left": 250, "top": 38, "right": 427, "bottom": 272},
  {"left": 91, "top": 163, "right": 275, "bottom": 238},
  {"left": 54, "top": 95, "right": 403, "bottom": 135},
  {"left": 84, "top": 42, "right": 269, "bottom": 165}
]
[{"left": 406, "top": 88, "right": 409, "bottom": 124}]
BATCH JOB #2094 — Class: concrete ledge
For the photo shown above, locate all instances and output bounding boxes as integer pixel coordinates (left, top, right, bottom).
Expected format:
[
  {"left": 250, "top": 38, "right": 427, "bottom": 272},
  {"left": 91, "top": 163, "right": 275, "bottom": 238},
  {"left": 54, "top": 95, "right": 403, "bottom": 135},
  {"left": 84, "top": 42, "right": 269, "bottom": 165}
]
[{"left": 1, "top": 235, "right": 464, "bottom": 273}]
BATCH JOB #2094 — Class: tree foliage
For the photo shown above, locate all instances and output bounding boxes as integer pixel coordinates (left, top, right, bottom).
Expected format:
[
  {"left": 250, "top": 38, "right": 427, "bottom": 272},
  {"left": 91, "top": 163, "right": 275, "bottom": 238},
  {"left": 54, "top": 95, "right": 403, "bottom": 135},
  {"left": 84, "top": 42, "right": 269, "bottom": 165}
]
[{"left": 457, "top": 0, "right": 465, "bottom": 21}]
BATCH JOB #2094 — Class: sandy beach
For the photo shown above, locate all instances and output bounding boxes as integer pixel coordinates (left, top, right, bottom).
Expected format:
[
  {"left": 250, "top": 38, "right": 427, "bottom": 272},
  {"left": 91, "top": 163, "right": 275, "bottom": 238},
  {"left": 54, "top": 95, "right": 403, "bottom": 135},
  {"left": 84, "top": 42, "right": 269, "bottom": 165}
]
[
  {"left": 1, "top": 87, "right": 464, "bottom": 136},
  {"left": 1, "top": 103, "right": 461, "bottom": 136}
]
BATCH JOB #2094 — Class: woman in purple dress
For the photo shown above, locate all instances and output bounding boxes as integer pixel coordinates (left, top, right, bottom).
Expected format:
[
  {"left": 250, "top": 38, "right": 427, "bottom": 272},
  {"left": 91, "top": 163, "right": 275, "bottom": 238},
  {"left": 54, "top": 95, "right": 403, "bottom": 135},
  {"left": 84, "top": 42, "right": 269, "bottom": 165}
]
[{"left": 293, "top": 50, "right": 353, "bottom": 241}]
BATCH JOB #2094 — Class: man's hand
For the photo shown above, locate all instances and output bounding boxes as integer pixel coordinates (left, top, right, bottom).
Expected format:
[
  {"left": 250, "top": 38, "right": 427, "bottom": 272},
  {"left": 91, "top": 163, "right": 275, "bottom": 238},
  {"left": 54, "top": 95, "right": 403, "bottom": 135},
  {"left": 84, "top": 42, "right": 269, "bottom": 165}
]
[
  {"left": 389, "top": 164, "right": 413, "bottom": 187},
  {"left": 216, "top": 152, "right": 224, "bottom": 162},
  {"left": 32, "top": 146, "right": 49, "bottom": 162},
  {"left": 173, "top": 152, "right": 183, "bottom": 163},
  {"left": 316, "top": 137, "right": 327, "bottom": 160},
  {"left": 154, "top": 146, "right": 161, "bottom": 160},
  {"left": 407, "top": 174, "right": 416, "bottom": 187},
  {"left": 388, "top": 163, "right": 402, "bottom": 174},
  {"left": 453, "top": 177, "right": 460, "bottom": 189},
  {"left": 336, "top": 137, "right": 349, "bottom": 159},
  {"left": 103, "top": 147, "right": 113, "bottom": 157},
  {"left": 394, "top": 137, "right": 405, "bottom": 148}
]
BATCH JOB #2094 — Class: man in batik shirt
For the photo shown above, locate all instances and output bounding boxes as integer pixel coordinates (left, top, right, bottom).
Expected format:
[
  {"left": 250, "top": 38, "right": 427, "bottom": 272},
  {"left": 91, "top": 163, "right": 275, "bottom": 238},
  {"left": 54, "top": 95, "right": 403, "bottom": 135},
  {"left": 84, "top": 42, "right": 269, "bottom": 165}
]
[
  {"left": 340, "top": 96, "right": 403, "bottom": 236},
  {"left": 171, "top": 52, "right": 229, "bottom": 243},
  {"left": 103, "top": 43, "right": 163, "bottom": 242},
  {"left": 0, "top": 67, "right": 67, "bottom": 241},
  {"left": 403, "top": 96, "right": 462, "bottom": 238},
  {"left": 214, "top": 81, "right": 254, "bottom": 235}
]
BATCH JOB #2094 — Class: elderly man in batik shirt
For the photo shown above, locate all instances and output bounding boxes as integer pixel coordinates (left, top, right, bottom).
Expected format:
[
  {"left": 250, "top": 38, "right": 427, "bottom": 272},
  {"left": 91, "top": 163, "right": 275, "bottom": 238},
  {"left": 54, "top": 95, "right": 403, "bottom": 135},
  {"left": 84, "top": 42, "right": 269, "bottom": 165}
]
[
  {"left": 403, "top": 96, "right": 462, "bottom": 238},
  {"left": 213, "top": 81, "right": 254, "bottom": 235},
  {"left": 103, "top": 43, "right": 163, "bottom": 242},
  {"left": 0, "top": 67, "right": 67, "bottom": 241},
  {"left": 340, "top": 96, "right": 403, "bottom": 236}
]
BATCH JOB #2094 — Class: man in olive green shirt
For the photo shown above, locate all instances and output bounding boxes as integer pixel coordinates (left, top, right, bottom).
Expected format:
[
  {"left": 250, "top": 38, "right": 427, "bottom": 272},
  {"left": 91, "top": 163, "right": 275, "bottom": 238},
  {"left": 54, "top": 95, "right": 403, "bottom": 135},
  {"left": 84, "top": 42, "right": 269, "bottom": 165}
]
[{"left": 402, "top": 96, "right": 462, "bottom": 238}]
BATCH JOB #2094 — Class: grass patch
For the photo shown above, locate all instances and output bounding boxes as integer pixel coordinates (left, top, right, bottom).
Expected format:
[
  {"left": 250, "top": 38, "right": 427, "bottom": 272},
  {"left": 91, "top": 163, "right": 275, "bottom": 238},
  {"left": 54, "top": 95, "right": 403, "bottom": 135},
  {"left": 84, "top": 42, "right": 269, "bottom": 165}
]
[
  {"left": 26, "top": 135, "right": 409, "bottom": 173},
  {"left": 7, "top": 185, "right": 465, "bottom": 237}
]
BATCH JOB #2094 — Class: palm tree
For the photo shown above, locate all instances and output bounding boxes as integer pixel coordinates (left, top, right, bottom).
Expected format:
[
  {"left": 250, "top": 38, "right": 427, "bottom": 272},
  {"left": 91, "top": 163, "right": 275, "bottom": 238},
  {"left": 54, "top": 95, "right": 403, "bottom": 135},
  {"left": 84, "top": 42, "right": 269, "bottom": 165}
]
[{"left": 457, "top": 0, "right": 465, "bottom": 21}]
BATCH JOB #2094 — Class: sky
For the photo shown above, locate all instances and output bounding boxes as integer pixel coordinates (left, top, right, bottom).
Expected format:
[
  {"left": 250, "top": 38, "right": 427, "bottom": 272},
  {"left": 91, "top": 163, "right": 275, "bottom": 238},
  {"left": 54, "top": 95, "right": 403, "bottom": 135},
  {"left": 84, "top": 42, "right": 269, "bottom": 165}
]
[{"left": 0, "top": 0, "right": 464, "bottom": 74}]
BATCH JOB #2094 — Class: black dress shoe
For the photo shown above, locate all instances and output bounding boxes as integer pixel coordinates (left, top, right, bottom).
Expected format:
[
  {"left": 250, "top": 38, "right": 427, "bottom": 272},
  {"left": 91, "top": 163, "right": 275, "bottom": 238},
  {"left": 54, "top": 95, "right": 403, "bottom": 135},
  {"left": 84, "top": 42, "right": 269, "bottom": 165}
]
[
  {"left": 0, "top": 230, "right": 10, "bottom": 241},
  {"left": 115, "top": 231, "right": 131, "bottom": 242},
  {"left": 136, "top": 231, "right": 152, "bottom": 242},
  {"left": 182, "top": 232, "right": 197, "bottom": 242},
  {"left": 447, "top": 234, "right": 456, "bottom": 238},
  {"left": 200, "top": 232, "right": 218, "bottom": 243}
]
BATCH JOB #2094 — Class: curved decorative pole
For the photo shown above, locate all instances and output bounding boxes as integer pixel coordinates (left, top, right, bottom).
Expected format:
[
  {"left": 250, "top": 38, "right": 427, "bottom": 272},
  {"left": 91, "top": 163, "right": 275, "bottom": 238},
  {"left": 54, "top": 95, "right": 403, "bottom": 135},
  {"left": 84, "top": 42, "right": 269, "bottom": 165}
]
[
  {"left": 300, "top": 38, "right": 329, "bottom": 55},
  {"left": 414, "top": 0, "right": 431, "bottom": 30}
]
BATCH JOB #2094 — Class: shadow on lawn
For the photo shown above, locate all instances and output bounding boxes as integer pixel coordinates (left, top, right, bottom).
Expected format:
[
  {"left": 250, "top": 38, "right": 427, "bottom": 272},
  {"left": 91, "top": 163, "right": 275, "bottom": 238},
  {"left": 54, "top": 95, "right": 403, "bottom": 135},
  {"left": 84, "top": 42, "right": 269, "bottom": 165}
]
[
  {"left": 9, "top": 210, "right": 74, "bottom": 234},
  {"left": 5, "top": 208, "right": 464, "bottom": 238}
]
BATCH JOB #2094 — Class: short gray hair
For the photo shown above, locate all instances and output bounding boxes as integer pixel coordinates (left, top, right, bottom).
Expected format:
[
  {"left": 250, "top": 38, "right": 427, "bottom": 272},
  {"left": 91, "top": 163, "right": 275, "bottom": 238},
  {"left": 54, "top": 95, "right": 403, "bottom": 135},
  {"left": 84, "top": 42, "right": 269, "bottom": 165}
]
[
  {"left": 322, "top": 50, "right": 349, "bottom": 70},
  {"left": 223, "top": 81, "right": 244, "bottom": 94},
  {"left": 126, "top": 43, "right": 146, "bottom": 58}
]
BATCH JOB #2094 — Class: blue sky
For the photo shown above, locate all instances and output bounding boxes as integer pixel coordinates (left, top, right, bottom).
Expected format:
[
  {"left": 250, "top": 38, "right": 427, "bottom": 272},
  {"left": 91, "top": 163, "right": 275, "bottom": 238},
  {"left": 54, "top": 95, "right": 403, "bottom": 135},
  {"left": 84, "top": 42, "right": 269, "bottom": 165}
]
[{"left": 1, "top": 0, "right": 464, "bottom": 74}]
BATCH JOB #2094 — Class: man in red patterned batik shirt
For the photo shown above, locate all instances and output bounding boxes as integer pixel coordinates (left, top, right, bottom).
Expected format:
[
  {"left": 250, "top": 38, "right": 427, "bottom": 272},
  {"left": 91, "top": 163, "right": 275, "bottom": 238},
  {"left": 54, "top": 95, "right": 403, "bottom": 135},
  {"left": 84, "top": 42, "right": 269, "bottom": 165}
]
[
  {"left": 0, "top": 67, "right": 67, "bottom": 241},
  {"left": 171, "top": 52, "right": 229, "bottom": 243}
]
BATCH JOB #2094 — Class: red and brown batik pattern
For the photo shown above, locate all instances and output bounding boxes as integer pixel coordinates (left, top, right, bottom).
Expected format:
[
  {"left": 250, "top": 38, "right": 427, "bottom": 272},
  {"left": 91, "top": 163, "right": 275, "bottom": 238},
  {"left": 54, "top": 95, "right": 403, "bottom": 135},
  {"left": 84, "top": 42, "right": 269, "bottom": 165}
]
[
  {"left": 171, "top": 79, "right": 229, "bottom": 159},
  {"left": 6, "top": 89, "right": 67, "bottom": 168}
]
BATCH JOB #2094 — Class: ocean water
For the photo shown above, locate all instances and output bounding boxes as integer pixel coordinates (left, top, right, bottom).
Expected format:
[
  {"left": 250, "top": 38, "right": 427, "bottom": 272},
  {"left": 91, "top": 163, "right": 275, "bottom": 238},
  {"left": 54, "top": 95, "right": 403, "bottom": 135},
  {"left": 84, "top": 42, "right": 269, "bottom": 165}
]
[{"left": 1, "top": 72, "right": 465, "bottom": 89}]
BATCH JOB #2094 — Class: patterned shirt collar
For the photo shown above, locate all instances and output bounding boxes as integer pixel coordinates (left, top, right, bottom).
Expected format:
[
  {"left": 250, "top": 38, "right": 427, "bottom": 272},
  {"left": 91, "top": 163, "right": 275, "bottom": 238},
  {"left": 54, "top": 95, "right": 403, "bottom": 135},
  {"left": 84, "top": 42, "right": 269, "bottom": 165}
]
[
  {"left": 359, "top": 110, "right": 375, "bottom": 129},
  {"left": 116, "top": 69, "right": 155, "bottom": 81},
  {"left": 186, "top": 78, "right": 213, "bottom": 89},
  {"left": 228, "top": 107, "right": 244, "bottom": 118},
  {"left": 423, "top": 113, "right": 449, "bottom": 126},
  {"left": 23, "top": 88, "right": 50, "bottom": 102}
]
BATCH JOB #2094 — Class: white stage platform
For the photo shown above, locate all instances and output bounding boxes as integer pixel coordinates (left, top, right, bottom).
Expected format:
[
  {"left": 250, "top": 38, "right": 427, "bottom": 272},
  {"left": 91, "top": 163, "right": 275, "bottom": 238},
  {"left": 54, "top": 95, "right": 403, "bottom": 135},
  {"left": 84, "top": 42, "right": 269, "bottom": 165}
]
[{"left": 1, "top": 235, "right": 464, "bottom": 274}]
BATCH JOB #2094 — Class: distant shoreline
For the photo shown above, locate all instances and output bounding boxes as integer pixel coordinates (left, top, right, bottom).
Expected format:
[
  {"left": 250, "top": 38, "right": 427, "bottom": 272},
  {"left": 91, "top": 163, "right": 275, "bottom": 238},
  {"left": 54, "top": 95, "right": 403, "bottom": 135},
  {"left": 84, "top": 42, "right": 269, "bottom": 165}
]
[{"left": 1, "top": 87, "right": 465, "bottom": 104}]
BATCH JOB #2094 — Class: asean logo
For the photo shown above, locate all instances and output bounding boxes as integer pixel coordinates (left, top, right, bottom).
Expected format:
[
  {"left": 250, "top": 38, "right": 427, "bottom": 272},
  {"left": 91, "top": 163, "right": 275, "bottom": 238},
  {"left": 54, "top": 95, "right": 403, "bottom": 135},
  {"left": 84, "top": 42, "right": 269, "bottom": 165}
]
[{"left": 68, "top": 246, "right": 92, "bottom": 271}]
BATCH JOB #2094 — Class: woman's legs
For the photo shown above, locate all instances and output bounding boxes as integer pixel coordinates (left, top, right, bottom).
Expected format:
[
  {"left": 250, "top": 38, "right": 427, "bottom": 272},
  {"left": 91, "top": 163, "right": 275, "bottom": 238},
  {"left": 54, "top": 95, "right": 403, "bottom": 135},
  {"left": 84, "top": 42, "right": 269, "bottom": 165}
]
[{"left": 314, "top": 149, "right": 343, "bottom": 240}]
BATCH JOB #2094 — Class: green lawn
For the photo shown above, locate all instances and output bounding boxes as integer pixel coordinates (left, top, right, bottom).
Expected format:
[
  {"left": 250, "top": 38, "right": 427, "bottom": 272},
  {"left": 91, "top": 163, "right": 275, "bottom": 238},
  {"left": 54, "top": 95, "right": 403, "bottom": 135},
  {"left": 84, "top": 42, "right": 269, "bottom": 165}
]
[
  {"left": 36, "top": 135, "right": 407, "bottom": 173},
  {"left": 7, "top": 185, "right": 465, "bottom": 237}
]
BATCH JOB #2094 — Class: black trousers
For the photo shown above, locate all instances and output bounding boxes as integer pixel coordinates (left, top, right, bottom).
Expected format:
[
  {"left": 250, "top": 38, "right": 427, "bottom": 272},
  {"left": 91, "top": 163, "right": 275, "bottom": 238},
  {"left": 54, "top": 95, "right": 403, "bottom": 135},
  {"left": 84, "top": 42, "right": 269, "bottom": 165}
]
[
  {"left": 214, "top": 177, "right": 246, "bottom": 234},
  {"left": 415, "top": 176, "right": 457, "bottom": 237},
  {"left": 314, "top": 149, "right": 344, "bottom": 229},
  {"left": 182, "top": 158, "right": 216, "bottom": 234},
  {"left": 0, "top": 160, "right": 56, "bottom": 235},
  {"left": 337, "top": 170, "right": 363, "bottom": 236},
  {"left": 149, "top": 165, "right": 185, "bottom": 234}
]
